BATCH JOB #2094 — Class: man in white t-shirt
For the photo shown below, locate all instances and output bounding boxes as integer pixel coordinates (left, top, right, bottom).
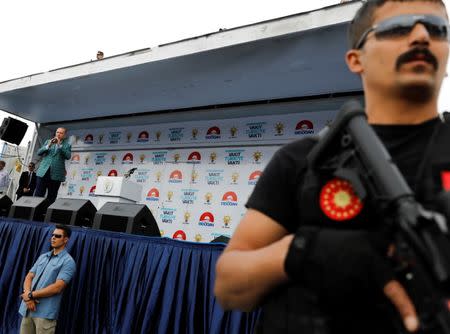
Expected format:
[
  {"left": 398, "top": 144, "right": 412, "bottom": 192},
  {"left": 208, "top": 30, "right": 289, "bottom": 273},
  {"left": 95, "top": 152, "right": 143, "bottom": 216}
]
[{"left": 0, "top": 160, "right": 10, "bottom": 194}]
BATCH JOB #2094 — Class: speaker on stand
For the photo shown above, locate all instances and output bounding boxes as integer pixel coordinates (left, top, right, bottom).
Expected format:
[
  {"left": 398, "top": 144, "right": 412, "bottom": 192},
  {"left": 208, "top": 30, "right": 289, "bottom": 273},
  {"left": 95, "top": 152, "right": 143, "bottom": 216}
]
[{"left": 0, "top": 117, "right": 28, "bottom": 145}]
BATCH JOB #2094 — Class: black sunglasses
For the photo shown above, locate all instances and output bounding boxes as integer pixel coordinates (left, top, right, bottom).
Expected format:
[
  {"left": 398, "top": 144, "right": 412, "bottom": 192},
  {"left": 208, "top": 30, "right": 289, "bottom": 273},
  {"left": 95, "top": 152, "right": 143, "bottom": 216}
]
[
  {"left": 355, "top": 14, "right": 450, "bottom": 49},
  {"left": 52, "top": 233, "right": 63, "bottom": 239}
]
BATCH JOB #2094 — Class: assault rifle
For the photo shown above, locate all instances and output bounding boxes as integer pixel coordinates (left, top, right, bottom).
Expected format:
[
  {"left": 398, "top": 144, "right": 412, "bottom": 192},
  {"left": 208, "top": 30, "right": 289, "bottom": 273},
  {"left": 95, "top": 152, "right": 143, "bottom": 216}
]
[{"left": 307, "top": 100, "right": 450, "bottom": 333}]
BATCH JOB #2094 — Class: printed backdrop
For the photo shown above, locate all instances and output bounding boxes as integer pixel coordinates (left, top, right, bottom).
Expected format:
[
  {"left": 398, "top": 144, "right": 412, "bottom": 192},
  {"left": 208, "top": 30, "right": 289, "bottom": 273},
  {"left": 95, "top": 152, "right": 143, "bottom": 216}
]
[{"left": 60, "top": 110, "right": 335, "bottom": 242}]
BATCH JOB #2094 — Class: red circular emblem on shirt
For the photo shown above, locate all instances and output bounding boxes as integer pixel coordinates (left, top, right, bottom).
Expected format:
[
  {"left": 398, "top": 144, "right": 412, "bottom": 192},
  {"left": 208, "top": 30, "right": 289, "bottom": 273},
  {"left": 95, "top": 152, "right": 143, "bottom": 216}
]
[{"left": 319, "top": 178, "right": 363, "bottom": 221}]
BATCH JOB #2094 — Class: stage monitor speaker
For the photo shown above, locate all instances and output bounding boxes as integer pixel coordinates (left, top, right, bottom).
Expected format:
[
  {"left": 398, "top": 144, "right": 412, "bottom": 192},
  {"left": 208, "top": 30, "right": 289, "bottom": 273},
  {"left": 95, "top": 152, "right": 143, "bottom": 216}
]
[
  {"left": 9, "top": 196, "right": 50, "bottom": 221},
  {"left": 93, "top": 202, "right": 160, "bottom": 236},
  {"left": 0, "top": 117, "right": 28, "bottom": 145},
  {"left": 210, "top": 235, "right": 230, "bottom": 244},
  {"left": 45, "top": 198, "right": 97, "bottom": 228},
  {"left": 0, "top": 195, "right": 12, "bottom": 217}
]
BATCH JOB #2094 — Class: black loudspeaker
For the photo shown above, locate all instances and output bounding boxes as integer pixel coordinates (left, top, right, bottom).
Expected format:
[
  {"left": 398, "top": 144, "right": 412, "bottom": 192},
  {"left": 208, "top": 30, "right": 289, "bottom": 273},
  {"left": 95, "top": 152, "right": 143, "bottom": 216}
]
[
  {"left": 0, "top": 195, "right": 12, "bottom": 217},
  {"left": 45, "top": 198, "right": 97, "bottom": 228},
  {"left": 93, "top": 202, "right": 160, "bottom": 236},
  {"left": 0, "top": 117, "right": 28, "bottom": 145},
  {"left": 210, "top": 235, "right": 230, "bottom": 244},
  {"left": 9, "top": 196, "right": 50, "bottom": 221}
]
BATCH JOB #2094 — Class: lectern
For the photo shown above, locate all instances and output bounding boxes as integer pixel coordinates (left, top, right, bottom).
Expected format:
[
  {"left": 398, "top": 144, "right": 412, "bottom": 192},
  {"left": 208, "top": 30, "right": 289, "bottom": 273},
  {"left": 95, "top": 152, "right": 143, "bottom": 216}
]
[{"left": 94, "top": 176, "right": 142, "bottom": 209}]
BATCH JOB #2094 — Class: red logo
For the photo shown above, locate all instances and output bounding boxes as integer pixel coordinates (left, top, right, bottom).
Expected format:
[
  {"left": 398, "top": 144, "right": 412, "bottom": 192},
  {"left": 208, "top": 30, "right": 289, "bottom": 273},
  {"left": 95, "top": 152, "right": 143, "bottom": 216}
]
[
  {"left": 108, "top": 169, "right": 118, "bottom": 176},
  {"left": 84, "top": 134, "right": 93, "bottom": 143},
  {"left": 173, "top": 230, "right": 186, "bottom": 240},
  {"left": 188, "top": 151, "right": 202, "bottom": 162},
  {"left": 207, "top": 126, "right": 220, "bottom": 135},
  {"left": 295, "top": 120, "right": 313, "bottom": 130},
  {"left": 441, "top": 171, "right": 450, "bottom": 191},
  {"left": 249, "top": 171, "right": 262, "bottom": 180},
  {"left": 89, "top": 186, "right": 96, "bottom": 196},
  {"left": 138, "top": 131, "right": 149, "bottom": 140},
  {"left": 200, "top": 212, "right": 214, "bottom": 223},
  {"left": 169, "top": 170, "right": 183, "bottom": 182},
  {"left": 319, "top": 178, "right": 363, "bottom": 221},
  {"left": 147, "top": 188, "right": 159, "bottom": 198},
  {"left": 222, "top": 191, "right": 237, "bottom": 202},
  {"left": 122, "top": 153, "right": 133, "bottom": 162},
  {"left": 71, "top": 154, "right": 80, "bottom": 161}
]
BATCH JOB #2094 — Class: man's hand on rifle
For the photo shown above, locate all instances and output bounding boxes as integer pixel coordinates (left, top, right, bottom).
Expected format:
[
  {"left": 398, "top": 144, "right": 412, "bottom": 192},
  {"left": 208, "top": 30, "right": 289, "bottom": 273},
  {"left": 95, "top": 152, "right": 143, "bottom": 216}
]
[{"left": 284, "top": 227, "right": 419, "bottom": 332}]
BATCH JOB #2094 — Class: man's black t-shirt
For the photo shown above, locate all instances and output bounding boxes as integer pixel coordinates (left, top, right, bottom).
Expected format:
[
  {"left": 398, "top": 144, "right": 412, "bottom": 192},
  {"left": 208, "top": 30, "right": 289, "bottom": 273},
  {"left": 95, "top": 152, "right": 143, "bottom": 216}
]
[
  {"left": 246, "top": 117, "right": 440, "bottom": 232},
  {"left": 246, "top": 118, "right": 442, "bottom": 333}
]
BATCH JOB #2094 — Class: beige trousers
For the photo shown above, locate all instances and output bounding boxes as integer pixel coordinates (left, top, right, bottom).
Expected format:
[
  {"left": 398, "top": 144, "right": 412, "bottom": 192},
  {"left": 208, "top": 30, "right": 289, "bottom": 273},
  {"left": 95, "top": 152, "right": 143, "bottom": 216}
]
[{"left": 20, "top": 317, "right": 57, "bottom": 334}]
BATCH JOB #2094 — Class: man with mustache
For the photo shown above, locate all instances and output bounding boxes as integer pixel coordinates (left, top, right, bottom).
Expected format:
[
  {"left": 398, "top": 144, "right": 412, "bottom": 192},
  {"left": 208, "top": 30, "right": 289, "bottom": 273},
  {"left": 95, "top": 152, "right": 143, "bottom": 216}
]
[{"left": 215, "top": 1, "right": 449, "bottom": 333}]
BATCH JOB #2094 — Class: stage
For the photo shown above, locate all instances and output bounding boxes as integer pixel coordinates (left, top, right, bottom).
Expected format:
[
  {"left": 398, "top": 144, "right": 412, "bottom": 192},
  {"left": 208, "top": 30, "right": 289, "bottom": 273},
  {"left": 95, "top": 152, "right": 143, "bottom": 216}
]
[{"left": 0, "top": 218, "right": 259, "bottom": 333}]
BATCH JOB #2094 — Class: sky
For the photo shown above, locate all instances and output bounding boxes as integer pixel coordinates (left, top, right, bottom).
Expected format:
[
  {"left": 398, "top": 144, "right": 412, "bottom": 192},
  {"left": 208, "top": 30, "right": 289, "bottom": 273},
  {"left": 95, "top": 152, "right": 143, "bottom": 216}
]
[{"left": 0, "top": 0, "right": 449, "bottom": 145}]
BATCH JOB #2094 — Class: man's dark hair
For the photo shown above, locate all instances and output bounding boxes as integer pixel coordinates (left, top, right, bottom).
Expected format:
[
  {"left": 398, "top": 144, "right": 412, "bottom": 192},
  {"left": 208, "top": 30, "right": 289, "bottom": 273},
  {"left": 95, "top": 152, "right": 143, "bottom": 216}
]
[
  {"left": 55, "top": 224, "right": 72, "bottom": 238},
  {"left": 348, "top": 0, "right": 447, "bottom": 49}
]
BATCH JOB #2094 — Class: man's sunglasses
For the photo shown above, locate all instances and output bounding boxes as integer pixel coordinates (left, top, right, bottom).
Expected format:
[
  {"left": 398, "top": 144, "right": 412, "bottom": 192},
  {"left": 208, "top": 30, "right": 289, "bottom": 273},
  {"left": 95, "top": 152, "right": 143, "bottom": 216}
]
[
  {"left": 52, "top": 233, "right": 63, "bottom": 239},
  {"left": 355, "top": 14, "right": 450, "bottom": 49}
]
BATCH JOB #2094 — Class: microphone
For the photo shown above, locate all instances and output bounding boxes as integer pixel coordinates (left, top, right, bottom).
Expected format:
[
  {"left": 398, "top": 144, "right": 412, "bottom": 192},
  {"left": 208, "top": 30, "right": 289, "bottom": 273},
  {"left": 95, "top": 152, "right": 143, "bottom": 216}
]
[{"left": 124, "top": 168, "right": 137, "bottom": 178}]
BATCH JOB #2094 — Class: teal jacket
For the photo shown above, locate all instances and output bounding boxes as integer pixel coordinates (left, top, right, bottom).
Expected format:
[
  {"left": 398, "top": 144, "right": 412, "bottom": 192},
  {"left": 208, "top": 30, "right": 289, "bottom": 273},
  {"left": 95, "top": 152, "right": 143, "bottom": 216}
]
[{"left": 36, "top": 139, "right": 71, "bottom": 182}]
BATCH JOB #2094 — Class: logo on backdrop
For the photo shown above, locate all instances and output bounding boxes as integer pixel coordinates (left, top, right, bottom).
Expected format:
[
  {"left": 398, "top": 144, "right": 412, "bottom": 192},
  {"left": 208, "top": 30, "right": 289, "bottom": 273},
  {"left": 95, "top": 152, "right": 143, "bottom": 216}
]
[
  {"left": 209, "top": 152, "right": 218, "bottom": 164},
  {"left": 204, "top": 192, "right": 213, "bottom": 205},
  {"left": 173, "top": 230, "right": 187, "bottom": 240},
  {"left": 223, "top": 215, "right": 232, "bottom": 228},
  {"left": 98, "top": 133, "right": 105, "bottom": 144},
  {"left": 165, "top": 190, "right": 174, "bottom": 202},
  {"left": 229, "top": 126, "right": 238, "bottom": 138},
  {"left": 245, "top": 122, "right": 266, "bottom": 139},
  {"left": 190, "top": 170, "right": 199, "bottom": 184},
  {"left": 146, "top": 188, "right": 160, "bottom": 201},
  {"left": 221, "top": 191, "right": 238, "bottom": 206},
  {"left": 275, "top": 122, "right": 284, "bottom": 136},
  {"left": 199, "top": 212, "right": 215, "bottom": 227},
  {"left": 155, "top": 130, "right": 162, "bottom": 142},
  {"left": 181, "top": 189, "right": 198, "bottom": 205},
  {"left": 122, "top": 153, "right": 133, "bottom": 164},
  {"left": 188, "top": 151, "right": 201, "bottom": 163},
  {"left": 191, "top": 128, "right": 199, "bottom": 140},
  {"left": 206, "top": 169, "right": 224, "bottom": 185},
  {"left": 248, "top": 171, "right": 262, "bottom": 185},
  {"left": 183, "top": 211, "right": 191, "bottom": 224},
  {"left": 84, "top": 134, "right": 94, "bottom": 144},
  {"left": 71, "top": 154, "right": 80, "bottom": 164},
  {"left": 94, "top": 153, "right": 107, "bottom": 165},
  {"left": 252, "top": 151, "right": 263, "bottom": 163},
  {"left": 152, "top": 151, "right": 167, "bottom": 165},
  {"left": 169, "top": 170, "right": 183, "bottom": 183},
  {"left": 108, "top": 131, "right": 122, "bottom": 144},
  {"left": 173, "top": 153, "right": 181, "bottom": 163},
  {"left": 295, "top": 120, "right": 314, "bottom": 135},
  {"left": 160, "top": 207, "right": 176, "bottom": 224},
  {"left": 169, "top": 127, "right": 184, "bottom": 142},
  {"left": 231, "top": 172, "right": 239, "bottom": 185},
  {"left": 89, "top": 185, "right": 96, "bottom": 196},
  {"left": 205, "top": 126, "right": 221, "bottom": 140},
  {"left": 225, "top": 149, "right": 244, "bottom": 165},
  {"left": 108, "top": 169, "right": 118, "bottom": 177},
  {"left": 137, "top": 131, "right": 149, "bottom": 143}
]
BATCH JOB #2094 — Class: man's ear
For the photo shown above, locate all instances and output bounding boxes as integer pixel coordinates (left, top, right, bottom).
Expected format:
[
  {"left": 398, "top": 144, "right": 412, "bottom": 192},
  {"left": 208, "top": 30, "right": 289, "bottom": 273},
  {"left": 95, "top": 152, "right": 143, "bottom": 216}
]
[{"left": 345, "top": 49, "right": 364, "bottom": 74}]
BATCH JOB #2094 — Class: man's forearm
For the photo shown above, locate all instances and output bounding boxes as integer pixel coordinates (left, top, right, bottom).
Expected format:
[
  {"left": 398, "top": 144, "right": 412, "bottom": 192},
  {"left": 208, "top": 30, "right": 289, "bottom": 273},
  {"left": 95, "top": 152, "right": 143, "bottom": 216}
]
[
  {"left": 23, "top": 274, "right": 33, "bottom": 293},
  {"left": 214, "top": 234, "right": 293, "bottom": 311},
  {"left": 32, "top": 281, "right": 65, "bottom": 298}
]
